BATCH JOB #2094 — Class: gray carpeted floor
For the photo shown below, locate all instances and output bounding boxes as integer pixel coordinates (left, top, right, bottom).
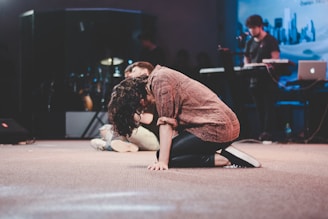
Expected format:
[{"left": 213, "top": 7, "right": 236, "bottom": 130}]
[{"left": 0, "top": 140, "right": 327, "bottom": 219}]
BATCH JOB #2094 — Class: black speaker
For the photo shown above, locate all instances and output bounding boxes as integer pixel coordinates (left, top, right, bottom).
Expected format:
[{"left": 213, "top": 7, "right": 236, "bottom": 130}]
[{"left": 0, "top": 118, "right": 30, "bottom": 144}]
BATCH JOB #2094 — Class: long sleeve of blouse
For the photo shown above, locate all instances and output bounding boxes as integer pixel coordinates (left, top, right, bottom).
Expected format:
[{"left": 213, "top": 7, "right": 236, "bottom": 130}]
[{"left": 147, "top": 65, "right": 240, "bottom": 143}]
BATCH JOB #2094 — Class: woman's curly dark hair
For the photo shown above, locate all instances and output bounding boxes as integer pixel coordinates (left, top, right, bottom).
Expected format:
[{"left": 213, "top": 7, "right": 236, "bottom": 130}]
[{"left": 108, "top": 75, "right": 149, "bottom": 137}]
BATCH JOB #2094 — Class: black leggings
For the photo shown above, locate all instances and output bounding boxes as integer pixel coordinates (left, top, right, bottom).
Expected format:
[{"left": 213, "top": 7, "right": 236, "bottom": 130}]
[{"left": 156, "top": 131, "right": 232, "bottom": 168}]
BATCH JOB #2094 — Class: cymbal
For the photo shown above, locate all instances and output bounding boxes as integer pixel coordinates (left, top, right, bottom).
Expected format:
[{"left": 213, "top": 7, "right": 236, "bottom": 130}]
[{"left": 100, "top": 57, "right": 124, "bottom": 66}]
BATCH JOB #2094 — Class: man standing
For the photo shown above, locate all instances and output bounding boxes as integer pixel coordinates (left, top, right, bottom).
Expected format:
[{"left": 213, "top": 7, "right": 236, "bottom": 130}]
[{"left": 244, "top": 14, "right": 280, "bottom": 141}]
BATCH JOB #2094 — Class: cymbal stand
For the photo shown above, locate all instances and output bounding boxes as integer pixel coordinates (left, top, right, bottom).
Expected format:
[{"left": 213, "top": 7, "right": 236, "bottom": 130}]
[{"left": 81, "top": 64, "right": 112, "bottom": 138}]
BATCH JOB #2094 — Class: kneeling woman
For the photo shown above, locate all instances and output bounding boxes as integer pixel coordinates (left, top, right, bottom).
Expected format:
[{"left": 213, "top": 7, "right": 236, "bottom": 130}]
[{"left": 108, "top": 62, "right": 261, "bottom": 170}]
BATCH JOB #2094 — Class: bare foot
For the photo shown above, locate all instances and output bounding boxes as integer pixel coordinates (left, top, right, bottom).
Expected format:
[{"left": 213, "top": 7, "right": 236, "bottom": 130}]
[
  {"left": 111, "top": 140, "right": 139, "bottom": 152},
  {"left": 214, "top": 153, "right": 231, "bottom": 167}
]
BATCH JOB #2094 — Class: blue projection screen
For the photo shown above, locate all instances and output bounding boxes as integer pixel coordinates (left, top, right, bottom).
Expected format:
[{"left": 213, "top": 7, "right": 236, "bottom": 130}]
[{"left": 238, "top": 0, "right": 328, "bottom": 64}]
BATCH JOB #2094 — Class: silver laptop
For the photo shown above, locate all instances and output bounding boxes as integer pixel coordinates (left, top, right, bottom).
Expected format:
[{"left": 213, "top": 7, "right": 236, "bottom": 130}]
[{"left": 297, "top": 60, "right": 327, "bottom": 81}]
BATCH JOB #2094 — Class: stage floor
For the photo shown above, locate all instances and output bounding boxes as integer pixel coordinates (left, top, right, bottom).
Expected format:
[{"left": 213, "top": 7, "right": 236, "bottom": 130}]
[{"left": 0, "top": 140, "right": 327, "bottom": 219}]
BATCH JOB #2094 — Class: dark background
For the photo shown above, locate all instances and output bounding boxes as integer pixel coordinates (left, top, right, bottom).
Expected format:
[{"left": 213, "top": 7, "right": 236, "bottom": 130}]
[
  {"left": 0, "top": 0, "right": 236, "bottom": 115},
  {"left": 1, "top": 0, "right": 238, "bottom": 138},
  {"left": 0, "top": 0, "right": 326, "bottom": 141}
]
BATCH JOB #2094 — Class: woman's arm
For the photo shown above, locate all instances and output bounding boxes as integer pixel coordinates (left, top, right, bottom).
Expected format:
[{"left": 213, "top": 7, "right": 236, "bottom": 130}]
[
  {"left": 147, "top": 123, "right": 173, "bottom": 170},
  {"left": 139, "top": 112, "right": 153, "bottom": 124}
]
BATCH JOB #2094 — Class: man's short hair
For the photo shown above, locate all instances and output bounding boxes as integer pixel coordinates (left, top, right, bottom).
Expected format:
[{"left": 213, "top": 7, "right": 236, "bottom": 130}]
[
  {"left": 246, "top": 15, "right": 263, "bottom": 28},
  {"left": 124, "top": 61, "right": 154, "bottom": 74}
]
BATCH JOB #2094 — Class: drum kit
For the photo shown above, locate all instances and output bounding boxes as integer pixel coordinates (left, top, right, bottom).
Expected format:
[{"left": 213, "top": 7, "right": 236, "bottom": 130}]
[{"left": 66, "top": 57, "right": 124, "bottom": 111}]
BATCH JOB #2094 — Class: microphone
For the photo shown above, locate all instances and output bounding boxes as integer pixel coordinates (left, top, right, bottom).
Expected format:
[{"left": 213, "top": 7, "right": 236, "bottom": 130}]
[{"left": 236, "top": 32, "right": 249, "bottom": 41}]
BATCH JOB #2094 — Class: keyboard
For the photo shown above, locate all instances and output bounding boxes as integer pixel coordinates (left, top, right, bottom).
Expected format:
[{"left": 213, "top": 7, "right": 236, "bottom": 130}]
[{"left": 262, "top": 59, "right": 290, "bottom": 64}]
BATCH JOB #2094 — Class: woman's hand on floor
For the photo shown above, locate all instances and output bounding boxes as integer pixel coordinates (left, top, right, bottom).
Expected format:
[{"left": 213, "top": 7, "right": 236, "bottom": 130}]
[{"left": 147, "top": 161, "right": 168, "bottom": 171}]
